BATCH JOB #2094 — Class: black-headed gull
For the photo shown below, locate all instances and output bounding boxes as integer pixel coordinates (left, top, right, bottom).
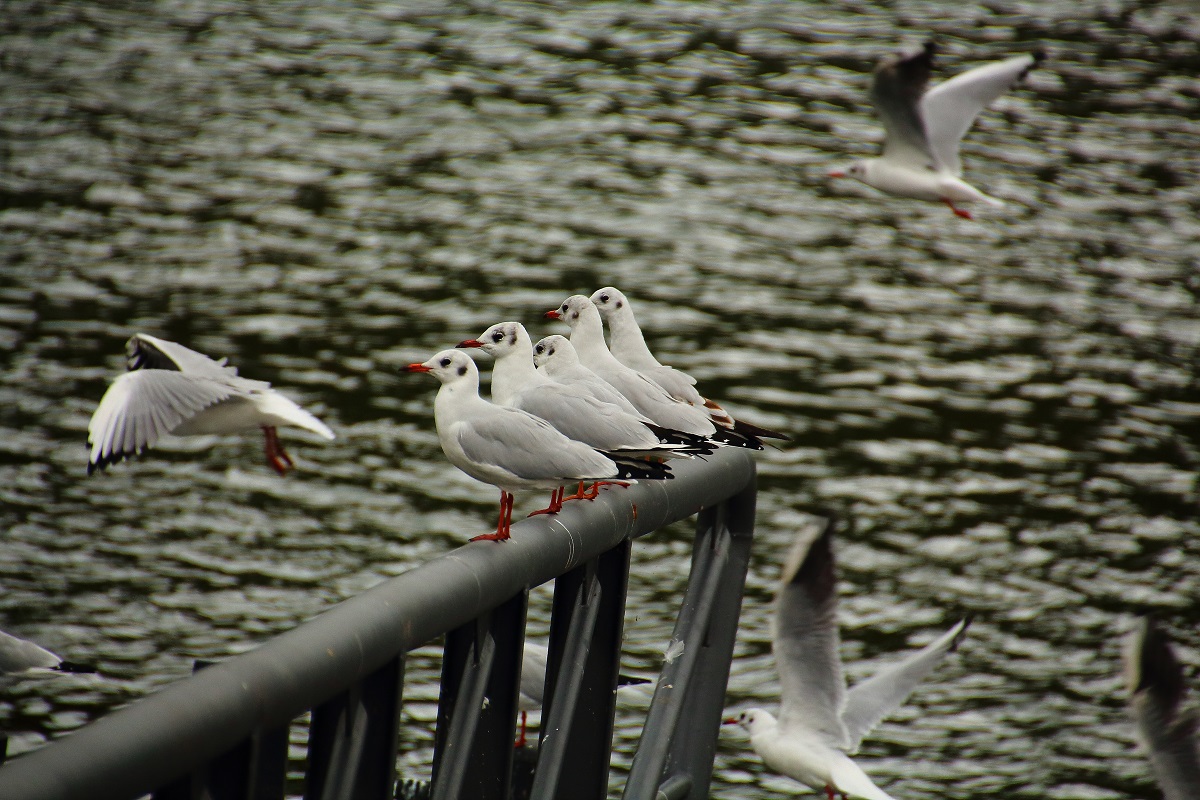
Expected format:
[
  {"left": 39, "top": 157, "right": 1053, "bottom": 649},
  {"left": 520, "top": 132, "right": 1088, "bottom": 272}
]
[
  {"left": 1124, "top": 618, "right": 1200, "bottom": 800},
  {"left": 0, "top": 628, "right": 96, "bottom": 680},
  {"left": 532, "top": 335, "right": 643, "bottom": 417},
  {"left": 589, "top": 287, "right": 788, "bottom": 444},
  {"left": 546, "top": 296, "right": 759, "bottom": 449},
  {"left": 87, "top": 334, "right": 335, "bottom": 476},
  {"left": 458, "top": 322, "right": 712, "bottom": 460},
  {"left": 402, "top": 349, "right": 672, "bottom": 541},
  {"left": 829, "top": 41, "right": 1041, "bottom": 219},
  {"left": 725, "top": 517, "right": 971, "bottom": 800}
]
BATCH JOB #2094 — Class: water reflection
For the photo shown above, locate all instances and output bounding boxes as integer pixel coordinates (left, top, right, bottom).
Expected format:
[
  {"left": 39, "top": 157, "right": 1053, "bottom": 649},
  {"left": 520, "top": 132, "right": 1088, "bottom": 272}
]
[{"left": 1, "top": 1, "right": 1198, "bottom": 798}]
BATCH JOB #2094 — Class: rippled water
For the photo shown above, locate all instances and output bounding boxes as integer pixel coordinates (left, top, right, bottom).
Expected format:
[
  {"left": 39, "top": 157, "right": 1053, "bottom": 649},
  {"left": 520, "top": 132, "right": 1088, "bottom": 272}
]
[{"left": 2, "top": 1, "right": 1198, "bottom": 797}]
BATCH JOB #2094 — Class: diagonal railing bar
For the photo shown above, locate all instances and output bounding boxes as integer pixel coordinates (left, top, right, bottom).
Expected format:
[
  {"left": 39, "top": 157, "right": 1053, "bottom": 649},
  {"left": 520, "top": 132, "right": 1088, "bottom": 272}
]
[
  {"left": 654, "top": 774, "right": 692, "bottom": 800},
  {"left": 623, "top": 477, "right": 757, "bottom": 800},
  {"left": 430, "top": 619, "right": 497, "bottom": 800},
  {"left": 0, "top": 448, "right": 755, "bottom": 800},
  {"left": 529, "top": 562, "right": 602, "bottom": 799}
]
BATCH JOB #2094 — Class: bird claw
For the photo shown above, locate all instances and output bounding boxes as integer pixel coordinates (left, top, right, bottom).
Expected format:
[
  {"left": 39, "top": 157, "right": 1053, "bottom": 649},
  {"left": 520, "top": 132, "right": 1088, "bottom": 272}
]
[{"left": 470, "top": 531, "right": 510, "bottom": 543}]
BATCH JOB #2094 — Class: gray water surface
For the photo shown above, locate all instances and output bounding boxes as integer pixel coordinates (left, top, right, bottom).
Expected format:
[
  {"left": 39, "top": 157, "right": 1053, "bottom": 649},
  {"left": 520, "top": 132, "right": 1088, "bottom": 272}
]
[{"left": 2, "top": 1, "right": 1198, "bottom": 798}]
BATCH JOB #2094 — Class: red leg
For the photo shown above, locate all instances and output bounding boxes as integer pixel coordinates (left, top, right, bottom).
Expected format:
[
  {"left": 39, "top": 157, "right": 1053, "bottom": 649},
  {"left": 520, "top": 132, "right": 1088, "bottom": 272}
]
[
  {"left": 262, "top": 426, "right": 294, "bottom": 475},
  {"left": 824, "top": 785, "right": 836, "bottom": 800},
  {"left": 528, "top": 486, "right": 564, "bottom": 517},
  {"left": 471, "top": 490, "right": 513, "bottom": 542},
  {"left": 562, "top": 481, "right": 588, "bottom": 501},
  {"left": 942, "top": 198, "right": 973, "bottom": 219},
  {"left": 515, "top": 710, "right": 528, "bottom": 748},
  {"left": 581, "top": 480, "right": 630, "bottom": 500}
]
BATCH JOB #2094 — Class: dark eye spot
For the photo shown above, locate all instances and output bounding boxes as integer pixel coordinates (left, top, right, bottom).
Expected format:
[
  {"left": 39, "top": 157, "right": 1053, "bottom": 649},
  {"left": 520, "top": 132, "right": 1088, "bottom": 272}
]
[
  {"left": 492, "top": 330, "right": 504, "bottom": 342},
  {"left": 535, "top": 344, "right": 544, "bottom": 354},
  {"left": 571, "top": 311, "right": 579, "bottom": 320},
  {"left": 440, "top": 357, "right": 451, "bottom": 367},
  {"left": 457, "top": 365, "right": 467, "bottom": 376},
  {"left": 615, "top": 300, "right": 623, "bottom": 308},
  {"left": 600, "top": 294, "right": 609, "bottom": 303}
]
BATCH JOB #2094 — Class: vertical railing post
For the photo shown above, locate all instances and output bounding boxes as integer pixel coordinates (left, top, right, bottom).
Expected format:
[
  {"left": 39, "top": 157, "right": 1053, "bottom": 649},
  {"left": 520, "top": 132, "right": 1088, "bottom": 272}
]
[
  {"left": 430, "top": 590, "right": 527, "bottom": 800},
  {"left": 305, "top": 653, "right": 407, "bottom": 800},
  {"left": 622, "top": 478, "right": 757, "bottom": 800},
  {"left": 531, "top": 539, "right": 633, "bottom": 800}
]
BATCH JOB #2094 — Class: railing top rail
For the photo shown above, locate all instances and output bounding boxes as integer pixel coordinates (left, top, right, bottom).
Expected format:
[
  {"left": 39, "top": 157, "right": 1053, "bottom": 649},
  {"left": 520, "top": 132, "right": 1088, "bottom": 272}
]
[{"left": 0, "top": 448, "right": 755, "bottom": 800}]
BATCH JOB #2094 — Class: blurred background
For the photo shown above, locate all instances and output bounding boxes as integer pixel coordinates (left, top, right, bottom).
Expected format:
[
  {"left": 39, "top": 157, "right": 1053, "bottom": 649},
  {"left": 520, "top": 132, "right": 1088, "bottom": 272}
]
[{"left": 2, "top": 1, "right": 1198, "bottom": 797}]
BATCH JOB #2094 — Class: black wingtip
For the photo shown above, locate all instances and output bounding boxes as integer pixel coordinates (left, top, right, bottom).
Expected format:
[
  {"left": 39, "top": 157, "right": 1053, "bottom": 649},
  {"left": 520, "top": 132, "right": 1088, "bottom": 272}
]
[
  {"left": 54, "top": 660, "right": 98, "bottom": 675},
  {"left": 792, "top": 516, "right": 837, "bottom": 601},
  {"left": 949, "top": 613, "right": 975, "bottom": 652},
  {"left": 710, "top": 428, "right": 764, "bottom": 451}
]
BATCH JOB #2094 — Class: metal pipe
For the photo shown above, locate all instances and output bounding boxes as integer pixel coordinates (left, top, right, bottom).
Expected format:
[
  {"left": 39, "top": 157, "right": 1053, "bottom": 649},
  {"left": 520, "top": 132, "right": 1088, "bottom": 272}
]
[{"left": 0, "top": 449, "right": 753, "bottom": 800}]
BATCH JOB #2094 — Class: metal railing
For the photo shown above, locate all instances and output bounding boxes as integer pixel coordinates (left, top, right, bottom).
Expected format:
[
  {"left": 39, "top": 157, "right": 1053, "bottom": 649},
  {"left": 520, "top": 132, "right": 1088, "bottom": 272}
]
[{"left": 0, "top": 447, "right": 756, "bottom": 800}]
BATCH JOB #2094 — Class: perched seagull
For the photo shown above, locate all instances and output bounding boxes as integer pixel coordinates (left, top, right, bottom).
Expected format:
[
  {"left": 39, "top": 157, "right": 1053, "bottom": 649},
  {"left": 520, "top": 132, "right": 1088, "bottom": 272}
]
[
  {"left": 401, "top": 349, "right": 671, "bottom": 540},
  {"left": 829, "top": 41, "right": 1042, "bottom": 219},
  {"left": 725, "top": 517, "right": 971, "bottom": 800},
  {"left": 1124, "top": 618, "right": 1200, "bottom": 800},
  {"left": 458, "top": 322, "right": 712, "bottom": 461},
  {"left": 87, "top": 334, "right": 335, "bottom": 476},
  {"left": 589, "top": 287, "right": 788, "bottom": 444},
  {"left": 0, "top": 628, "right": 96, "bottom": 682},
  {"left": 516, "top": 641, "right": 649, "bottom": 748},
  {"left": 547, "top": 296, "right": 758, "bottom": 449},
  {"left": 532, "top": 335, "right": 643, "bottom": 417}
]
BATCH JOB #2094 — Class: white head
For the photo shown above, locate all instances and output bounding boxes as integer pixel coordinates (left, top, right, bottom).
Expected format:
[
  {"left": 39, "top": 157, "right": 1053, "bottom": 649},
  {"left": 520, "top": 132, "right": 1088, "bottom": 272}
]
[
  {"left": 458, "top": 322, "right": 533, "bottom": 361},
  {"left": 724, "top": 708, "right": 778, "bottom": 737},
  {"left": 546, "top": 294, "right": 602, "bottom": 334},
  {"left": 589, "top": 287, "right": 633, "bottom": 320},
  {"left": 402, "top": 349, "right": 479, "bottom": 387},
  {"left": 828, "top": 160, "right": 869, "bottom": 184},
  {"left": 532, "top": 334, "right": 578, "bottom": 369}
]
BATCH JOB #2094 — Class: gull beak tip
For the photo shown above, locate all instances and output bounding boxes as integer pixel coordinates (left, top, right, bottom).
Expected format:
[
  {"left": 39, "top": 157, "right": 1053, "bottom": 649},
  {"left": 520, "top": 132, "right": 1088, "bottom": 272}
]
[
  {"left": 457, "top": 339, "right": 483, "bottom": 349},
  {"left": 544, "top": 309, "right": 562, "bottom": 320},
  {"left": 827, "top": 169, "right": 846, "bottom": 179},
  {"left": 402, "top": 363, "right": 431, "bottom": 373}
]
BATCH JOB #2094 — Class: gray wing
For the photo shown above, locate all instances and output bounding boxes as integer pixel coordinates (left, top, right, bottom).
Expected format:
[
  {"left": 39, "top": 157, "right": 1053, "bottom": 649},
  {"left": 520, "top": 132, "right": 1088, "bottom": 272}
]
[
  {"left": 920, "top": 53, "right": 1039, "bottom": 176},
  {"left": 521, "top": 642, "right": 549, "bottom": 708},
  {"left": 640, "top": 364, "right": 704, "bottom": 406},
  {"left": 127, "top": 333, "right": 268, "bottom": 390},
  {"left": 0, "top": 629, "right": 60, "bottom": 674},
  {"left": 455, "top": 407, "right": 613, "bottom": 483},
  {"left": 515, "top": 387, "right": 655, "bottom": 451},
  {"left": 870, "top": 41, "right": 937, "bottom": 169},
  {"left": 1126, "top": 618, "right": 1200, "bottom": 800},
  {"left": 774, "top": 517, "right": 851, "bottom": 747},
  {"left": 87, "top": 370, "right": 244, "bottom": 474},
  {"left": 840, "top": 616, "right": 972, "bottom": 753}
]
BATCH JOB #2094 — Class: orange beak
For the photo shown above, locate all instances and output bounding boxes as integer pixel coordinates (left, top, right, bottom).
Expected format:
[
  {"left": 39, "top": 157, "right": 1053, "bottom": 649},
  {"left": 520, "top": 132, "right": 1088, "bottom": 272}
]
[
  {"left": 402, "top": 363, "right": 431, "bottom": 373},
  {"left": 722, "top": 717, "right": 738, "bottom": 725},
  {"left": 827, "top": 169, "right": 846, "bottom": 178},
  {"left": 457, "top": 339, "right": 483, "bottom": 349},
  {"left": 545, "top": 309, "right": 562, "bottom": 320}
]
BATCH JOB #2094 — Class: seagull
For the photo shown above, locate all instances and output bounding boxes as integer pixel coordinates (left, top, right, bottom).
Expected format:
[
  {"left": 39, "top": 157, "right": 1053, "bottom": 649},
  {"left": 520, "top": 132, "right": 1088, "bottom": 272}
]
[
  {"left": 725, "top": 517, "right": 971, "bottom": 800},
  {"left": 401, "top": 349, "right": 672, "bottom": 541},
  {"left": 1124, "top": 617, "right": 1200, "bottom": 800},
  {"left": 0, "top": 628, "right": 96, "bottom": 682},
  {"left": 589, "top": 287, "right": 788, "bottom": 444},
  {"left": 87, "top": 333, "right": 335, "bottom": 476},
  {"left": 458, "top": 322, "right": 712, "bottom": 460},
  {"left": 546, "top": 296, "right": 758, "bottom": 449},
  {"left": 532, "top": 335, "right": 643, "bottom": 417},
  {"left": 829, "top": 41, "right": 1042, "bottom": 219},
  {"left": 516, "top": 641, "right": 650, "bottom": 748}
]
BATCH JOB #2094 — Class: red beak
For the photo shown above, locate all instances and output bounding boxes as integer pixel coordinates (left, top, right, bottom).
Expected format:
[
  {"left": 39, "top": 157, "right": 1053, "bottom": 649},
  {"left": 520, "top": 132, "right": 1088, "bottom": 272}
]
[
  {"left": 457, "top": 339, "right": 483, "bottom": 349},
  {"left": 545, "top": 309, "right": 562, "bottom": 320},
  {"left": 722, "top": 717, "right": 738, "bottom": 725},
  {"left": 402, "top": 363, "right": 431, "bottom": 373},
  {"left": 827, "top": 169, "right": 846, "bottom": 178}
]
